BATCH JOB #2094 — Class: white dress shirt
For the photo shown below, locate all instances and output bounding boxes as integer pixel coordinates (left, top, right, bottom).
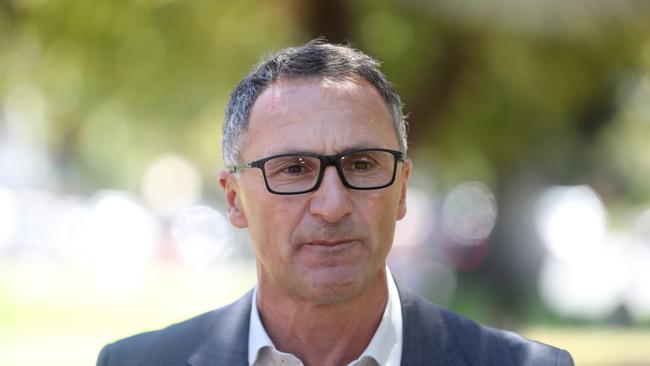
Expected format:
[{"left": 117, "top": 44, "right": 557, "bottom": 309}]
[{"left": 248, "top": 268, "right": 403, "bottom": 366}]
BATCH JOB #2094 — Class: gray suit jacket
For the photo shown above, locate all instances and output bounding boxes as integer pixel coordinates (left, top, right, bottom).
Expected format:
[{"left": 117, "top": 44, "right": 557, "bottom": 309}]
[{"left": 97, "top": 287, "right": 574, "bottom": 365}]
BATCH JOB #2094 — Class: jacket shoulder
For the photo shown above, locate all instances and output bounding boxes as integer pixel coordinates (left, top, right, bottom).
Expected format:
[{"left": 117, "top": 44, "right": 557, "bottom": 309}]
[
  {"left": 400, "top": 288, "right": 574, "bottom": 366},
  {"left": 444, "top": 309, "right": 573, "bottom": 366},
  {"left": 97, "top": 291, "right": 252, "bottom": 366},
  {"left": 97, "top": 310, "right": 216, "bottom": 366}
]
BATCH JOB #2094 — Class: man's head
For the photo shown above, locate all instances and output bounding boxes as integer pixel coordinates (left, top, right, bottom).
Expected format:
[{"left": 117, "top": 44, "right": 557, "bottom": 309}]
[
  {"left": 222, "top": 39, "right": 408, "bottom": 167},
  {"left": 219, "top": 40, "right": 411, "bottom": 304}
]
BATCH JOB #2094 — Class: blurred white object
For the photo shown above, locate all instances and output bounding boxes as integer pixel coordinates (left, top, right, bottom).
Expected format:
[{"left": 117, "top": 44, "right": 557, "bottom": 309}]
[
  {"left": 625, "top": 243, "right": 650, "bottom": 321},
  {"left": 0, "top": 185, "right": 16, "bottom": 250},
  {"left": 88, "top": 191, "right": 160, "bottom": 265},
  {"left": 442, "top": 181, "right": 497, "bottom": 246},
  {"left": 171, "top": 205, "right": 231, "bottom": 266},
  {"left": 87, "top": 191, "right": 161, "bottom": 294},
  {"left": 141, "top": 154, "right": 202, "bottom": 217},
  {"left": 536, "top": 185, "right": 607, "bottom": 261},
  {"left": 539, "top": 237, "right": 630, "bottom": 320}
]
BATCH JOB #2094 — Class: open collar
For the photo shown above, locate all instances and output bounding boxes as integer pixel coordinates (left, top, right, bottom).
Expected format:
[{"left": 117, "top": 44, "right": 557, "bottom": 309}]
[{"left": 248, "top": 268, "right": 403, "bottom": 366}]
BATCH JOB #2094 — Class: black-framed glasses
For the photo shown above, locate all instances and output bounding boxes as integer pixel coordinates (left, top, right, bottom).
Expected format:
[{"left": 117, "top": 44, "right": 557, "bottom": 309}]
[{"left": 227, "top": 148, "right": 405, "bottom": 195}]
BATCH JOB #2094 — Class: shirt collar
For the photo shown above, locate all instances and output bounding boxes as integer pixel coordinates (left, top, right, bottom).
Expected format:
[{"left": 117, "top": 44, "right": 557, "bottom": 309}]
[
  {"left": 355, "top": 267, "right": 402, "bottom": 365},
  {"left": 247, "top": 267, "right": 403, "bottom": 366},
  {"left": 248, "top": 286, "right": 274, "bottom": 365}
]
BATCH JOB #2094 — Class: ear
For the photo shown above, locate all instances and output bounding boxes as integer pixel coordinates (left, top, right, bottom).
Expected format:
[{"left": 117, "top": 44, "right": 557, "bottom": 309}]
[
  {"left": 396, "top": 159, "right": 411, "bottom": 221},
  {"left": 219, "top": 169, "right": 248, "bottom": 228}
]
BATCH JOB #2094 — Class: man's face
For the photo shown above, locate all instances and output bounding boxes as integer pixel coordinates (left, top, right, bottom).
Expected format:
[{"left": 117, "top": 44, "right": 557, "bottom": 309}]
[{"left": 220, "top": 76, "right": 410, "bottom": 304}]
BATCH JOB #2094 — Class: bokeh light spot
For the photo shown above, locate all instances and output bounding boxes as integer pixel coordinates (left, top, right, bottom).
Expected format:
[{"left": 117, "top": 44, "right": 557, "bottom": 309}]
[
  {"left": 0, "top": 185, "right": 17, "bottom": 250},
  {"left": 442, "top": 181, "right": 497, "bottom": 246},
  {"left": 88, "top": 191, "right": 159, "bottom": 266},
  {"left": 140, "top": 154, "right": 202, "bottom": 218},
  {"left": 539, "top": 238, "right": 630, "bottom": 320},
  {"left": 535, "top": 185, "right": 606, "bottom": 261},
  {"left": 171, "top": 205, "right": 231, "bottom": 266}
]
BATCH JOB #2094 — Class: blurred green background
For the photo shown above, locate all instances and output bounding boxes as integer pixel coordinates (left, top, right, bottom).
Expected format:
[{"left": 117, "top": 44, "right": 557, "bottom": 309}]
[{"left": 1, "top": 0, "right": 650, "bottom": 365}]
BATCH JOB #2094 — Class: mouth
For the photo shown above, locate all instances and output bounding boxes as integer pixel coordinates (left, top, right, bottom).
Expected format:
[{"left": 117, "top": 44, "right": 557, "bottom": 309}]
[{"left": 305, "top": 240, "right": 355, "bottom": 247}]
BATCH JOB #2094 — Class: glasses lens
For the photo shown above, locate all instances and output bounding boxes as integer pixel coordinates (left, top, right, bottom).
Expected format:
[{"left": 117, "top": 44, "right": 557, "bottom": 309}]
[
  {"left": 264, "top": 155, "right": 321, "bottom": 193},
  {"left": 340, "top": 150, "right": 396, "bottom": 188}
]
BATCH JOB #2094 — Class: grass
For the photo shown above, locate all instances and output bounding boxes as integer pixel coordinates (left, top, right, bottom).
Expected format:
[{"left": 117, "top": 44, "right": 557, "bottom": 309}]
[{"left": 524, "top": 326, "right": 650, "bottom": 366}]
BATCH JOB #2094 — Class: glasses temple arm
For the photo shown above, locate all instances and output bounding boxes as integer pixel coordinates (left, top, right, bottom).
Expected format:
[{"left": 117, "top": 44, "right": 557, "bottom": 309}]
[{"left": 227, "top": 162, "right": 253, "bottom": 173}]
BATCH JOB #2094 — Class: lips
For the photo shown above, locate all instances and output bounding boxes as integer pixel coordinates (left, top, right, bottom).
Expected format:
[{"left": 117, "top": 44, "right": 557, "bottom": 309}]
[{"left": 305, "top": 240, "right": 354, "bottom": 247}]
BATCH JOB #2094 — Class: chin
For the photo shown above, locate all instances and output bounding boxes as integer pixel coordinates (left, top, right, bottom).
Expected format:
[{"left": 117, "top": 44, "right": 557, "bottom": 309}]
[{"left": 299, "top": 266, "right": 371, "bottom": 305}]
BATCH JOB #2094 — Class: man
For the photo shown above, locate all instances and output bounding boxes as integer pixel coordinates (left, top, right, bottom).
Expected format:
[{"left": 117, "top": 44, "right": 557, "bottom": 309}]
[{"left": 97, "top": 40, "right": 574, "bottom": 366}]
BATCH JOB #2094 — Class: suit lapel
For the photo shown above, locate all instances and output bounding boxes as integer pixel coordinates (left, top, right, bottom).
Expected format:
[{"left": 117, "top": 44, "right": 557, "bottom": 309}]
[
  {"left": 187, "top": 290, "right": 253, "bottom": 366},
  {"left": 398, "top": 286, "right": 469, "bottom": 366}
]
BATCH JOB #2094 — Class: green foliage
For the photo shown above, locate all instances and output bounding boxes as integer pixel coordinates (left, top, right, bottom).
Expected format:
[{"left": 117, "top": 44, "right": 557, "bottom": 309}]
[
  {"left": 2, "top": 0, "right": 649, "bottom": 199},
  {"left": 0, "top": 0, "right": 303, "bottom": 191}
]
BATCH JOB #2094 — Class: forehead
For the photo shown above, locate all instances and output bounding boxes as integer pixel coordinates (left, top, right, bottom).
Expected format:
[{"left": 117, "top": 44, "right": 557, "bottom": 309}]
[{"left": 242, "top": 76, "right": 398, "bottom": 159}]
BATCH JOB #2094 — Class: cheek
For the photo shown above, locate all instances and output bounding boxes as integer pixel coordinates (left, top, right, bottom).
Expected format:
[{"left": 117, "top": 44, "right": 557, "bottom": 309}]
[
  {"left": 244, "top": 192, "right": 305, "bottom": 252},
  {"left": 356, "top": 191, "right": 401, "bottom": 235}
]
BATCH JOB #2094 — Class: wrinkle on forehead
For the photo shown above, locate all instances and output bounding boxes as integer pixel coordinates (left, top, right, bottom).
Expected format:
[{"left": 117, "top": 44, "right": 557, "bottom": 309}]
[{"left": 242, "top": 76, "right": 397, "bottom": 159}]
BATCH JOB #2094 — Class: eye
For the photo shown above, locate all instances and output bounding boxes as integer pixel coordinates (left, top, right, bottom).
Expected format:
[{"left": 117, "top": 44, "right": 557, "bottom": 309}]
[
  {"left": 275, "top": 157, "right": 317, "bottom": 176},
  {"left": 344, "top": 156, "right": 376, "bottom": 172},
  {"left": 352, "top": 160, "right": 370, "bottom": 171},
  {"left": 265, "top": 155, "right": 320, "bottom": 179},
  {"left": 285, "top": 164, "right": 306, "bottom": 174}
]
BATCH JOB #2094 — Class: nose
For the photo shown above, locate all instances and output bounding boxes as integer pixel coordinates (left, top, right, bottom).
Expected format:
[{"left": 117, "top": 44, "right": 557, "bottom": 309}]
[{"left": 308, "top": 166, "right": 353, "bottom": 223}]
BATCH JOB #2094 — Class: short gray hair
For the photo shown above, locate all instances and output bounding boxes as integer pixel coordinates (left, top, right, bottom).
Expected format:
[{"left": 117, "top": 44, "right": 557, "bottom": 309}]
[{"left": 222, "top": 39, "right": 408, "bottom": 165}]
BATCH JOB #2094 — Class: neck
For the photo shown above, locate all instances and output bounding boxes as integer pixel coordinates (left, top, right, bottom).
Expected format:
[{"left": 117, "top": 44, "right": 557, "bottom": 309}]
[{"left": 256, "top": 268, "right": 389, "bottom": 366}]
